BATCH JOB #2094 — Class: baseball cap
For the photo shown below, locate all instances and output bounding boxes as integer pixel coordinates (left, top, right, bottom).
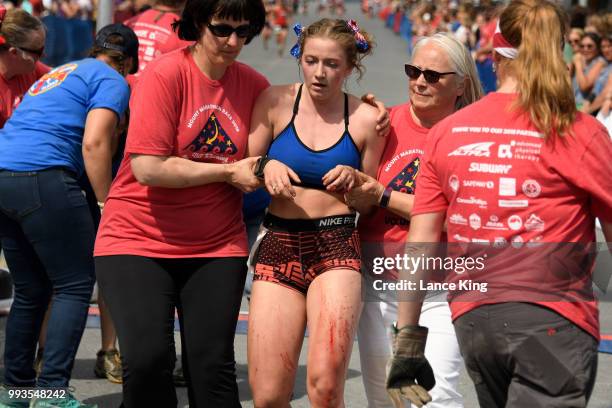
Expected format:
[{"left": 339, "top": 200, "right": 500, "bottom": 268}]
[{"left": 95, "top": 23, "right": 139, "bottom": 74}]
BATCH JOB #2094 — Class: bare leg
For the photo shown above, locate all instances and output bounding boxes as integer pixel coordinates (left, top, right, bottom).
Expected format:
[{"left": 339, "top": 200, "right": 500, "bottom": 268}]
[
  {"left": 249, "top": 281, "right": 307, "bottom": 408},
  {"left": 306, "top": 268, "right": 362, "bottom": 408},
  {"left": 99, "top": 293, "right": 117, "bottom": 351}
]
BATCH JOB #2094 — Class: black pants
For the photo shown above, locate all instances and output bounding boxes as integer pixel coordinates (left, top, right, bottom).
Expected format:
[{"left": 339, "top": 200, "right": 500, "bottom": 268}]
[
  {"left": 95, "top": 255, "right": 247, "bottom": 408},
  {"left": 454, "top": 302, "right": 598, "bottom": 408}
]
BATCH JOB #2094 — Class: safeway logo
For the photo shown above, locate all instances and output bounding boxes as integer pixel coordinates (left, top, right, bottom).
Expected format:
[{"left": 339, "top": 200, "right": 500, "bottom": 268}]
[{"left": 448, "top": 142, "right": 494, "bottom": 157}]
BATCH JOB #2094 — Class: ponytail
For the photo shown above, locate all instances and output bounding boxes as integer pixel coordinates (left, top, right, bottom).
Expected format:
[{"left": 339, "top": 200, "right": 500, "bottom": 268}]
[{"left": 500, "top": 0, "right": 575, "bottom": 139}]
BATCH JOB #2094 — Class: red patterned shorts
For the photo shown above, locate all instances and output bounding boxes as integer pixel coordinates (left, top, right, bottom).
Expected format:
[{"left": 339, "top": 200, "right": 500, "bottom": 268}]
[{"left": 253, "top": 213, "right": 361, "bottom": 294}]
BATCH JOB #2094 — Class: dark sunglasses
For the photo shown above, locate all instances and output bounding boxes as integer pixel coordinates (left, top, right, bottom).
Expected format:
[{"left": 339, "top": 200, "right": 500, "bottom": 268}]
[
  {"left": 580, "top": 43, "right": 595, "bottom": 50},
  {"left": 17, "top": 45, "right": 45, "bottom": 59},
  {"left": 404, "top": 64, "right": 455, "bottom": 84},
  {"left": 207, "top": 23, "right": 252, "bottom": 38}
]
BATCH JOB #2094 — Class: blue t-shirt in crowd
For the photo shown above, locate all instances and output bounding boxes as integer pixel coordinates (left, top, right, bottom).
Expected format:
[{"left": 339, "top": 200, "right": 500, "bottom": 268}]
[{"left": 0, "top": 58, "right": 130, "bottom": 176}]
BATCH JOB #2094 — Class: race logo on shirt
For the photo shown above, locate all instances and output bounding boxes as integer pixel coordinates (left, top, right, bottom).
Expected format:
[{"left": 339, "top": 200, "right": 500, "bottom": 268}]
[
  {"left": 184, "top": 112, "right": 238, "bottom": 160},
  {"left": 522, "top": 179, "right": 541, "bottom": 198},
  {"left": 387, "top": 158, "right": 420, "bottom": 193},
  {"left": 468, "top": 163, "right": 513, "bottom": 174},
  {"left": 448, "top": 142, "right": 494, "bottom": 157},
  {"left": 28, "top": 63, "right": 78, "bottom": 96},
  {"left": 525, "top": 214, "right": 545, "bottom": 231},
  {"left": 449, "top": 213, "right": 468, "bottom": 225},
  {"left": 507, "top": 215, "right": 523, "bottom": 231}
]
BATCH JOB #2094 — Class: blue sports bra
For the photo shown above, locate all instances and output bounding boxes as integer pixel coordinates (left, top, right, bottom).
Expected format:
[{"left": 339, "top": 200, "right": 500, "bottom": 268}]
[{"left": 267, "top": 84, "right": 361, "bottom": 190}]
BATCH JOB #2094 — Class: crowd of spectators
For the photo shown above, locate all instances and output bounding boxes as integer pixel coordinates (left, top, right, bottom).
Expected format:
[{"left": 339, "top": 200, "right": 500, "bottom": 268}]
[{"left": 365, "top": 0, "right": 612, "bottom": 128}]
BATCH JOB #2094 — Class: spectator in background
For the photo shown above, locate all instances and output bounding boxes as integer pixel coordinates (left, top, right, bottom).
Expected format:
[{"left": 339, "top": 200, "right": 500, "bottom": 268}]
[
  {"left": 0, "top": 5, "right": 48, "bottom": 128},
  {"left": 572, "top": 32, "right": 606, "bottom": 108},
  {"left": 567, "top": 27, "right": 584, "bottom": 60},
  {"left": 454, "top": 5, "right": 476, "bottom": 51},
  {"left": 271, "top": 0, "right": 289, "bottom": 57},
  {"left": 582, "top": 33, "right": 612, "bottom": 116},
  {"left": 124, "top": 0, "right": 189, "bottom": 85}
]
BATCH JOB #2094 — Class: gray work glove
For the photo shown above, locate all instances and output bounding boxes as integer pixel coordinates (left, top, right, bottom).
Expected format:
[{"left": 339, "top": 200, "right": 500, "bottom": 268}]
[{"left": 386, "top": 324, "right": 435, "bottom": 407}]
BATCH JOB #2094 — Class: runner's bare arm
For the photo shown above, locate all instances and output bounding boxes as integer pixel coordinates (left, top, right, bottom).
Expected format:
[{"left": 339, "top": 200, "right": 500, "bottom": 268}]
[{"left": 247, "top": 86, "right": 281, "bottom": 157}]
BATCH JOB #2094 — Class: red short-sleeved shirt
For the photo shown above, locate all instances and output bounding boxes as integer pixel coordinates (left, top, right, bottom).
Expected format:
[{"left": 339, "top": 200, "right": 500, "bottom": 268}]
[
  {"left": 124, "top": 8, "right": 191, "bottom": 87},
  {"left": 413, "top": 92, "right": 612, "bottom": 339},
  {"left": 359, "top": 103, "right": 428, "bottom": 243},
  {"left": 0, "top": 62, "right": 50, "bottom": 128},
  {"left": 94, "top": 48, "right": 269, "bottom": 258}
]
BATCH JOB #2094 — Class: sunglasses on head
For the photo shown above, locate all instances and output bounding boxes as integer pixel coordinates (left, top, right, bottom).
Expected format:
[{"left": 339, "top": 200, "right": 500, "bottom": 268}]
[
  {"left": 404, "top": 64, "right": 455, "bottom": 84},
  {"left": 207, "top": 23, "right": 252, "bottom": 38}
]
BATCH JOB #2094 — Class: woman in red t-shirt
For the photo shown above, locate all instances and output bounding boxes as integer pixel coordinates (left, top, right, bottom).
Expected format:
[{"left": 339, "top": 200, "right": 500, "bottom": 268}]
[
  {"left": 389, "top": 1, "right": 612, "bottom": 407},
  {"left": 0, "top": 6, "right": 49, "bottom": 128},
  {"left": 93, "top": 0, "right": 268, "bottom": 406}
]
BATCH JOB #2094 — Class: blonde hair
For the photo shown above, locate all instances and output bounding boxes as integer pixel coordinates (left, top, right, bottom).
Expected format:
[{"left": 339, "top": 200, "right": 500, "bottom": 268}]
[
  {"left": 500, "top": 0, "right": 575, "bottom": 139},
  {"left": 412, "top": 33, "right": 483, "bottom": 110},
  {"left": 0, "top": 8, "right": 44, "bottom": 51},
  {"left": 298, "top": 18, "right": 375, "bottom": 80}
]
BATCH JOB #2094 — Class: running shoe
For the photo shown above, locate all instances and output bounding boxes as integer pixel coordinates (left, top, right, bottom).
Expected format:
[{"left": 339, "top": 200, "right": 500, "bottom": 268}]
[
  {"left": 93, "top": 349, "right": 122, "bottom": 384},
  {"left": 0, "top": 385, "right": 29, "bottom": 408},
  {"left": 29, "top": 392, "right": 97, "bottom": 408}
]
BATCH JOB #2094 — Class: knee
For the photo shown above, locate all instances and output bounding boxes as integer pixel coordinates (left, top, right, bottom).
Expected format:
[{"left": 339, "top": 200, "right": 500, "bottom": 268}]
[
  {"left": 250, "top": 371, "right": 293, "bottom": 408},
  {"left": 123, "top": 346, "right": 174, "bottom": 381},
  {"left": 307, "top": 371, "right": 343, "bottom": 407},
  {"left": 53, "top": 272, "right": 95, "bottom": 300},
  {"left": 13, "top": 280, "right": 51, "bottom": 306},
  {"left": 252, "top": 388, "right": 291, "bottom": 408}
]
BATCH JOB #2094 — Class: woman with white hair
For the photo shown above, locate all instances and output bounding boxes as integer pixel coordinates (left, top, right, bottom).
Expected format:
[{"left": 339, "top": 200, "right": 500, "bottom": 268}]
[{"left": 346, "top": 32, "right": 483, "bottom": 408}]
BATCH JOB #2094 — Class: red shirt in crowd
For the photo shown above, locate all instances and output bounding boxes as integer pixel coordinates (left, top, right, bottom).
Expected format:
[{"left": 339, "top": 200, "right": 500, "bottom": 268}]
[
  {"left": 359, "top": 103, "right": 428, "bottom": 244},
  {"left": 94, "top": 48, "right": 269, "bottom": 258},
  {"left": 124, "top": 8, "right": 191, "bottom": 86},
  {"left": 0, "top": 62, "right": 50, "bottom": 128},
  {"left": 412, "top": 92, "right": 612, "bottom": 340}
]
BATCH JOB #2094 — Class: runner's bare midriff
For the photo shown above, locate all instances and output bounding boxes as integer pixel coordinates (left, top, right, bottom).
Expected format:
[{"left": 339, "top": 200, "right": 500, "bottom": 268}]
[{"left": 268, "top": 186, "right": 353, "bottom": 219}]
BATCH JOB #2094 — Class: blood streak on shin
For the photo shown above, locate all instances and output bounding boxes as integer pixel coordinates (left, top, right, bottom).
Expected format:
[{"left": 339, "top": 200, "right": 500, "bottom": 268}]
[{"left": 280, "top": 351, "right": 295, "bottom": 373}]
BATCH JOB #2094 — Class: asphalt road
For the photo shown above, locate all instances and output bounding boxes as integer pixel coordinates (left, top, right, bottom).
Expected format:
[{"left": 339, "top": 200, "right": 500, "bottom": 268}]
[{"left": 0, "top": 1, "right": 611, "bottom": 407}]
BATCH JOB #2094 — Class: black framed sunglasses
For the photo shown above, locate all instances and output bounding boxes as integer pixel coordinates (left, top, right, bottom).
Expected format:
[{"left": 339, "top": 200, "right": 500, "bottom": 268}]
[
  {"left": 404, "top": 64, "right": 455, "bottom": 84},
  {"left": 206, "top": 23, "right": 252, "bottom": 38},
  {"left": 17, "top": 45, "right": 45, "bottom": 59}
]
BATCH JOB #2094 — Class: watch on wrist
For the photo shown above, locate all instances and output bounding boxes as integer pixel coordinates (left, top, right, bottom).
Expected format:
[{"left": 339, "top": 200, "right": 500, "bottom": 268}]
[
  {"left": 379, "top": 187, "right": 392, "bottom": 208},
  {"left": 254, "top": 156, "right": 271, "bottom": 179}
]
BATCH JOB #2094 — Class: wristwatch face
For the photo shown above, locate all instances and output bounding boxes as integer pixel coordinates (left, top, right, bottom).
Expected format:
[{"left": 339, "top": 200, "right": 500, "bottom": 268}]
[{"left": 254, "top": 157, "right": 267, "bottom": 178}]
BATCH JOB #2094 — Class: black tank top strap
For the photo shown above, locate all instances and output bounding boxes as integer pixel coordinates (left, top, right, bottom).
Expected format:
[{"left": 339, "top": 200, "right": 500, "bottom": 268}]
[
  {"left": 343, "top": 92, "right": 349, "bottom": 132},
  {"left": 291, "top": 84, "right": 303, "bottom": 122}
]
